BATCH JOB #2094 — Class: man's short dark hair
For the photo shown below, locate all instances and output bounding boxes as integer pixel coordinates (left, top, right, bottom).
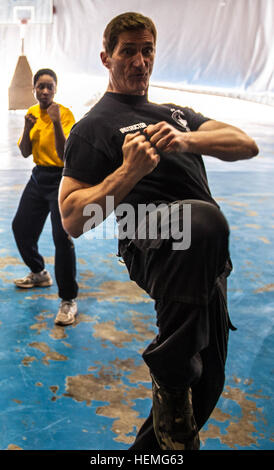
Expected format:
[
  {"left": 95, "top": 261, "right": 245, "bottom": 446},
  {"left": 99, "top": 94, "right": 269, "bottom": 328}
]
[
  {"left": 33, "top": 68, "right": 57, "bottom": 86},
  {"left": 103, "top": 12, "right": 157, "bottom": 56}
]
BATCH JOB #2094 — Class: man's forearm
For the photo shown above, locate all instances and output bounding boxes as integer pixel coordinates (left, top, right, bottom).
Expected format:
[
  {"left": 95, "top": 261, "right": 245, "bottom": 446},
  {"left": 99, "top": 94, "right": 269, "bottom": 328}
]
[
  {"left": 60, "top": 165, "right": 141, "bottom": 238},
  {"left": 146, "top": 121, "right": 259, "bottom": 161},
  {"left": 187, "top": 125, "right": 259, "bottom": 161}
]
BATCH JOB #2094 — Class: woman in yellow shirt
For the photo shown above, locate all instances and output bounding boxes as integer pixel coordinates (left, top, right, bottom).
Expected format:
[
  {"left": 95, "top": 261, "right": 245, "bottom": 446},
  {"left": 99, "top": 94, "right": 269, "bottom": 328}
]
[{"left": 12, "top": 68, "right": 78, "bottom": 325}]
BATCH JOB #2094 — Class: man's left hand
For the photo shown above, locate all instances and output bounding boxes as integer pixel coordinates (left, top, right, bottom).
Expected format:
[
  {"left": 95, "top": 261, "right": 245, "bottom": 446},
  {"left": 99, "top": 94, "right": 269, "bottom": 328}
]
[{"left": 145, "top": 121, "right": 190, "bottom": 153}]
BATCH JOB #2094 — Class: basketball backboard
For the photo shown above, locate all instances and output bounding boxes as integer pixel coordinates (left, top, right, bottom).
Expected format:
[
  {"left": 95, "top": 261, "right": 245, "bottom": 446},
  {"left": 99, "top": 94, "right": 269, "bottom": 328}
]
[{"left": 0, "top": 0, "right": 53, "bottom": 24}]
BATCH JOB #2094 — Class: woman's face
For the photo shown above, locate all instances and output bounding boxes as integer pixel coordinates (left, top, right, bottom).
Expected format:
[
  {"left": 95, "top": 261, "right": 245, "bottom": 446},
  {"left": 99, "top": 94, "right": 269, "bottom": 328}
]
[{"left": 34, "top": 74, "right": 56, "bottom": 109}]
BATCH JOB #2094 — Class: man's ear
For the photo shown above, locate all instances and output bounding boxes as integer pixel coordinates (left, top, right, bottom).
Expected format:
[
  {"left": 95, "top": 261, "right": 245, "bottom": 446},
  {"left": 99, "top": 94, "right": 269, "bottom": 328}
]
[{"left": 100, "top": 51, "right": 111, "bottom": 69}]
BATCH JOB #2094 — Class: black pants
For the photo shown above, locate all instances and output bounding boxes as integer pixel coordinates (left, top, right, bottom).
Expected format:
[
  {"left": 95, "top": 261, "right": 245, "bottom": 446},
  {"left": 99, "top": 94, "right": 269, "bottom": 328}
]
[
  {"left": 12, "top": 166, "right": 78, "bottom": 301},
  {"left": 119, "top": 200, "right": 235, "bottom": 450}
]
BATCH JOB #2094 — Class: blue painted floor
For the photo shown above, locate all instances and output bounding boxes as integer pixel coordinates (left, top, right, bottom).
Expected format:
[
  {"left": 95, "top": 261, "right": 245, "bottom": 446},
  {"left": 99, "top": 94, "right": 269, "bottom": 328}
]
[{"left": 0, "top": 91, "right": 273, "bottom": 451}]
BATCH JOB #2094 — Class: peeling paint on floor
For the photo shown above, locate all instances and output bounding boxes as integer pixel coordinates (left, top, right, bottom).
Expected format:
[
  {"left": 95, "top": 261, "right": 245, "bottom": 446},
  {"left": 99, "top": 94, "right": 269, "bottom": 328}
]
[
  {"left": 81, "top": 280, "right": 152, "bottom": 304},
  {"left": 200, "top": 383, "right": 269, "bottom": 449},
  {"left": 254, "top": 284, "right": 274, "bottom": 294},
  {"left": 29, "top": 342, "right": 68, "bottom": 365},
  {"left": 64, "top": 360, "right": 151, "bottom": 445}
]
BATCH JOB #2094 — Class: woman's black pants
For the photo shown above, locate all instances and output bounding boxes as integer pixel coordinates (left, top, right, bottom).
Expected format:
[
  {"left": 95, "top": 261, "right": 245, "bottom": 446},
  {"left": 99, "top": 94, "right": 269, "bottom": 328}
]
[{"left": 12, "top": 166, "right": 78, "bottom": 301}]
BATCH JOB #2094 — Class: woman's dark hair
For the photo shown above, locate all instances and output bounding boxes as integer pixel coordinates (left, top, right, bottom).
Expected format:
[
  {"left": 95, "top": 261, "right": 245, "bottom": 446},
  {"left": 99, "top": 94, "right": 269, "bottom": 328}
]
[
  {"left": 103, "top": 12, "right": 157, "bottom": 56},
  {"left": 33, "top": 68, "right": 57, "bottom": 86}
]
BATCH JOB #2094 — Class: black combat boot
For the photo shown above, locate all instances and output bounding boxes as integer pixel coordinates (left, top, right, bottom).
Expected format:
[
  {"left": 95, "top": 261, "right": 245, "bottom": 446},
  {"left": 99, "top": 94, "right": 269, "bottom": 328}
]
[{"left": 151, "top": 373, "right": 200, "bottom": 450}]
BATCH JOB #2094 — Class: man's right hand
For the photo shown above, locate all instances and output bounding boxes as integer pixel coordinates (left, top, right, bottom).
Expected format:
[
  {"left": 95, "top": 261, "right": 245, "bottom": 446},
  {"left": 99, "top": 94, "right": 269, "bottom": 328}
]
[
  {"left": 24, "top": 113, "right": 37, "bottom": 131},
  {"left": 59, "top": 132, "right": 160, "bottom": 239},
  {"left": 122, "top": 131, "right": 160, "bottom": 178}
]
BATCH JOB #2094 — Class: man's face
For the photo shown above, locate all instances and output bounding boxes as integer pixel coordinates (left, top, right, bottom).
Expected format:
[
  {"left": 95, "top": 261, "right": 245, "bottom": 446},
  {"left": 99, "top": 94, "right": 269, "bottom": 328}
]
[
  {"left": 34, "top": 74, "right": 56, "bottom": 109},
  {"left": 102, "top": 29, "right": 155, "bottom": 95}
]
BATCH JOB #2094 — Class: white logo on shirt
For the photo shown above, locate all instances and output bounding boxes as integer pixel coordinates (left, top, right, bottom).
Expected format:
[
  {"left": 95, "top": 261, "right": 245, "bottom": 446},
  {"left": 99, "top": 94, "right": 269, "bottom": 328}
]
[
  {"left": 119, "top": 122, "right": 147, "bottom": 134},
  {"left": 170, "top": 109, "right": 190, "bottom": 131}
]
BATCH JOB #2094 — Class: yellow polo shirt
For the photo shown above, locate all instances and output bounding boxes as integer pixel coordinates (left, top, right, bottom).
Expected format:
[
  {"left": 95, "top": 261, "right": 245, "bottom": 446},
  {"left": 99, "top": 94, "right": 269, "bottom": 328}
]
[{"left": 19, "top": 103, "right": 75, "bottom": 167}]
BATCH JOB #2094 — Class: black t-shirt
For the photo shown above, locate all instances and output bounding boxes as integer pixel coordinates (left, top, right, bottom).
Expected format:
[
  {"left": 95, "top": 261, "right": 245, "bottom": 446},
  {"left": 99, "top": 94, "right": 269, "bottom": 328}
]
[{"left": 63, "top": 92, "right": 217, "bottom": 209}]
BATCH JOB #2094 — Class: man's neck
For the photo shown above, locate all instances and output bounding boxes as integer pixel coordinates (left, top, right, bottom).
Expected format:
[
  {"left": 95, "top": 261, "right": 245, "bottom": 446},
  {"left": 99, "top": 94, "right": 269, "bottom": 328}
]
[{"left": 106, "top": 85, "right": 147, "bottom": 96}]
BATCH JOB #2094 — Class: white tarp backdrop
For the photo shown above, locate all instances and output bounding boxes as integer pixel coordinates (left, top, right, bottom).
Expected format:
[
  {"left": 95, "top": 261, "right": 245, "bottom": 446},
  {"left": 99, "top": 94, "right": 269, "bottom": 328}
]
[{"left": 1, "top": 0, "right": 274, "bottom": 104}]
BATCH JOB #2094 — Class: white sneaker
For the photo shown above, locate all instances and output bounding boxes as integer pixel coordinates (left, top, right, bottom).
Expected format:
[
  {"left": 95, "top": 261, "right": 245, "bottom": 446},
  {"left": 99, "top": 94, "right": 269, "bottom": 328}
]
[
  {"left": 14, "top": 270, "right": 53, "bottom": 288},
  {"left": 54, "top": 300, "right": 78, "bottom": 326}
]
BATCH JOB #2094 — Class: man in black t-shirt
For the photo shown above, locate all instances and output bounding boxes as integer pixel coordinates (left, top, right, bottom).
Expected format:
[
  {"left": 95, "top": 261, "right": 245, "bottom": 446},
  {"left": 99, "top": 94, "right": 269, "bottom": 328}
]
[{"left": 59, "top": 12, "right": 258, "bottom": 450}]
